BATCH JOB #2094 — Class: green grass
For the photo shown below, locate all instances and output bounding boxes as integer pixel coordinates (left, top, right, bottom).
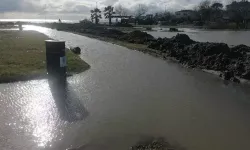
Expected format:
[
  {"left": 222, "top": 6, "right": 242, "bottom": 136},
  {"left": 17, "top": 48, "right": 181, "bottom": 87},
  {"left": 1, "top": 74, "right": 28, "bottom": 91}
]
[
  {"left": 0, "top": 31, "right": 89, "bottom": 83},
  {"left": 66, "top": 50, "right": 90, "bottom": 73}
]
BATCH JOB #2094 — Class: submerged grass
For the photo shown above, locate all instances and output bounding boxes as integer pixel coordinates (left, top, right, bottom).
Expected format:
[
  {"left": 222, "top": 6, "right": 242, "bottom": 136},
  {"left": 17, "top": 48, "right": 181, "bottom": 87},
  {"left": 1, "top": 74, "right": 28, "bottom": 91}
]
[{"left": 0, "top": 30, "right": 89, "bottom": 83}]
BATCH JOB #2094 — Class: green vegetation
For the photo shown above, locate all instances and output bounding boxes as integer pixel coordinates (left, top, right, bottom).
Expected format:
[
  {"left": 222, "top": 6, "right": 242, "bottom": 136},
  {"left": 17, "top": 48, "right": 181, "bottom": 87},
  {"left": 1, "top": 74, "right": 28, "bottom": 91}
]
[
  {"left": 0, "top": 31, "right": 89, "bottom": 83},
  {"left": 66, "top": 51, "right": 90, "bottom": 73}
]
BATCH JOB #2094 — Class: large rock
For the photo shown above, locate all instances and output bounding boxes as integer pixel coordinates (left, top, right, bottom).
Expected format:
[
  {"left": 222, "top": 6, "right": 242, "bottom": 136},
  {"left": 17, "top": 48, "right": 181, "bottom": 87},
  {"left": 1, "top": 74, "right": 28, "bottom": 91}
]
[
  {"left": 169, "top": 28, "right": 178, "bottom": 32},
  {"left": 242, "top": 71, "right": 250, "bottom": 80},
  {"left": 71, "top": 47, "right": 81, "bottom": 54},
  {"left": 172, "top": 34, "right": 194, "bottom": 45},
  {"left": 223, "top": 70, "right": 235, "bottom": 81}
]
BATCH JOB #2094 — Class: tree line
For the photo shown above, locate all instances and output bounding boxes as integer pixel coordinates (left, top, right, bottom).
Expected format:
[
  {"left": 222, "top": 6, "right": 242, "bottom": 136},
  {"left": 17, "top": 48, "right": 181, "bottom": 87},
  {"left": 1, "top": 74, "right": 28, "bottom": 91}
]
[
  {"left": 90, "top": 4, "right": 149, "bottom": 25},
  {"left": 90, "top": 0, "right": 250, "bottom": 28},
  {"left": 195, "top": 0, "right": 250, "bottom": 28},
  {"left": 90, "top": 5, "right": 128, "bottom": 25}
]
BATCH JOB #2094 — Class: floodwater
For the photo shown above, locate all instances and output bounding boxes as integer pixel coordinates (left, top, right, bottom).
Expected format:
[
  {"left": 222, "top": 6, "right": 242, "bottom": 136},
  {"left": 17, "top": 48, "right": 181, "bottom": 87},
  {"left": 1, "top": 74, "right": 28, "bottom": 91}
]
[
  {"left": 148, "top": 27, "right": 250, "bottom": 46},
  {"left": 1, "top": 25, "right": 250, "bottom": 150}
]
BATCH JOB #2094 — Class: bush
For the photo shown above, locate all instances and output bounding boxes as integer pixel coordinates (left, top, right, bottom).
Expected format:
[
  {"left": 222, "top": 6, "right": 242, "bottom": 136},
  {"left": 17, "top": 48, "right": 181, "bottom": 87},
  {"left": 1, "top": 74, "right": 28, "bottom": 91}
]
[
  {"left": 79, "top": 19, "right": 94, "bottom": 28},
  {"left": 146, "top": 27, "right": 152, "bottom": 31},
  {"left": 113, "top": 23, "right": 133, "bottom": 27}
]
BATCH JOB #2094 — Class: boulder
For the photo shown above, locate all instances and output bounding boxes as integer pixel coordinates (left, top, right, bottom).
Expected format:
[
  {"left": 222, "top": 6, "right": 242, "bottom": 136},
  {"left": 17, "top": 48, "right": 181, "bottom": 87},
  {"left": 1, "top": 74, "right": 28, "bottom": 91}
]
[
  {"left": 223, "top": 70, "right": 235, "bottom": 80},
  {"left": 242, "top": 71, "right": 250, "bottom": 80},
  {"left": 231, "top": 77, "right": 240, "bottom": 83},
  {"left": 71, "top": 47, "right": 81, "bottom": 54},
  {"left": 172, "top": 34, "right": 194, "bottom": 45},
  {"left": 146, "top": 27, "right": 152, "bottom": 31},
  {"left": 169, "top": 28, "right": 178, "bottom": 32}
]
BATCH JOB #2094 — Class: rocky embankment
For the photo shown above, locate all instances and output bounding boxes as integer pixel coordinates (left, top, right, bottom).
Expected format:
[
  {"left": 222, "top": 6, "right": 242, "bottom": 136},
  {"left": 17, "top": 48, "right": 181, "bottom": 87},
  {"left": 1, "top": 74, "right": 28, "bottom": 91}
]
[
  {"left": 148, "top": 34, "right": 250, "bottom": 83},
  {"left": 117, "top": 30, "right": 250, "bottom": 83},
  {"left": 38, "top": 22, "right": 250, "bottom": 83}
]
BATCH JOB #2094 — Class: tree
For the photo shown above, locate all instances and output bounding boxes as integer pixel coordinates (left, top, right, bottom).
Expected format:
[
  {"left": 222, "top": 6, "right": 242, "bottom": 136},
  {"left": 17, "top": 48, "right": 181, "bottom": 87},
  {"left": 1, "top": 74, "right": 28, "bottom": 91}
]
[
  {"left": 226, "top": 0, "right": 250, "bottom": 28},
  {"left": 90, "top": 8, "right": 102, "bottom": 24},
  {"left": 211, "top": 2, "right": 223, "bottom": 10},
  {"left": 198, "top": 0, "right": 212, "bottom": 21},
  {"left": 211, "top": 2, "right": 223, "bottom": 21},
  {"left": 104, "top": 6, "right": 115, "bottom": 26},
  {"left": 90, "top": 14, "right": 94, "bottom": 23}
]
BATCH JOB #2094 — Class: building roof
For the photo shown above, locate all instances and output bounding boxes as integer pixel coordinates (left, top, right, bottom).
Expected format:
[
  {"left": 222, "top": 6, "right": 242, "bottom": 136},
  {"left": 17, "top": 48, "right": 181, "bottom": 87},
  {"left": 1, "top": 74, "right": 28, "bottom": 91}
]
[{"left": 176, "top": 10, "right": 195, "bottom": 13}]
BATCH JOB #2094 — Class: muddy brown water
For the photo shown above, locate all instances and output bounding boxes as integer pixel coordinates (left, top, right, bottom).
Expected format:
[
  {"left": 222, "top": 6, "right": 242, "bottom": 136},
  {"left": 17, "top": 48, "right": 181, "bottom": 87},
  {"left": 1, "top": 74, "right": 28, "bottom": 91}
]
[
  {"left": 148, "top": 28, "right": 250, "bottom": 46},
  {"left": 1, "top": 25, "right": 250, "bottom": 150}
]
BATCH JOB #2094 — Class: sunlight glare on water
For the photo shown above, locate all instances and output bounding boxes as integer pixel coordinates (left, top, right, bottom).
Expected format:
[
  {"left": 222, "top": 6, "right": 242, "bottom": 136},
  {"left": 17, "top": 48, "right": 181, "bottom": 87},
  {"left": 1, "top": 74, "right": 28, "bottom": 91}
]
[
  {"left": 21, "top": 80, "right": 59, "bottom": 147},
  {"left": 24, "top": 25, "right": 51, "bottom": 35},
  {"left": 0, "top": 80, "right": 66, "bottom": 149}
]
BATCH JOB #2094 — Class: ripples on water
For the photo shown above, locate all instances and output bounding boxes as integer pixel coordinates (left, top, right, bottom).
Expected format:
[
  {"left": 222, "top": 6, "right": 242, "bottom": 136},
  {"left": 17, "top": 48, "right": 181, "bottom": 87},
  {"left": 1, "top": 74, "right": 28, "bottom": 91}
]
[
  {"left": 1, "top": 25, "right": 250, "bottom": 150},
  {"left": 0, "top": 79, "right": 88, "bottom": 149}
]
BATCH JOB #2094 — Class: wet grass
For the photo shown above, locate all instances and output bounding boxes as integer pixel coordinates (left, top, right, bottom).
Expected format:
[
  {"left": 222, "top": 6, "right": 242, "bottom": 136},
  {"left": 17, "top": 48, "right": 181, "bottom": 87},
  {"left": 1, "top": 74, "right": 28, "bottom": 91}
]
[{"left": 0, "top": 31, "right": 89, "bottom": 83}]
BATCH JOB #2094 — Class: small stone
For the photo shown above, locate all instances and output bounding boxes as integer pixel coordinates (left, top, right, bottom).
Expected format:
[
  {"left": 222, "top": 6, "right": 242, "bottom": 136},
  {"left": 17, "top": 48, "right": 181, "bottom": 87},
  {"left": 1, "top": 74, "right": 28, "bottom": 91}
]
[
  {"left": 223, "top": 71, "right": 234, "bottom": 80},
  {"left": 231, "top": 77, "right": 240, "bottom": 83}
]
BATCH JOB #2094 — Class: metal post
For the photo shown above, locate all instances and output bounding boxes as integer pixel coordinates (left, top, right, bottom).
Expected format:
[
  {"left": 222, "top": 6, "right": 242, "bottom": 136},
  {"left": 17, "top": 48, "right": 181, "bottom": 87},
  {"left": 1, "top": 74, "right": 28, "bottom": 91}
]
[{"left": 45, "top": 40, "right": 66, "bottom": 81}]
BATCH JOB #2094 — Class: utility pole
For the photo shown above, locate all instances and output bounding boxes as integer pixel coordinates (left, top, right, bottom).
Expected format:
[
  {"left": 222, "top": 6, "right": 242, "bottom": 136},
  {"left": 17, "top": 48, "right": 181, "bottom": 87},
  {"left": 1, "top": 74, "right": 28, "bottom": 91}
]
[{"left": 44, "top": 4, "right": 47, "bottom": 23}]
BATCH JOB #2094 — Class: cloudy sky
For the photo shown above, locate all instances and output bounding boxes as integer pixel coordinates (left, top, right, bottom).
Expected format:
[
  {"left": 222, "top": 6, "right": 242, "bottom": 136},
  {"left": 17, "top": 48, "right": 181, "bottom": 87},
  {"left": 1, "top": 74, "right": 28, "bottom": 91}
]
[{"left": 0, "top": 0, "right": 228, "bottom": 20}]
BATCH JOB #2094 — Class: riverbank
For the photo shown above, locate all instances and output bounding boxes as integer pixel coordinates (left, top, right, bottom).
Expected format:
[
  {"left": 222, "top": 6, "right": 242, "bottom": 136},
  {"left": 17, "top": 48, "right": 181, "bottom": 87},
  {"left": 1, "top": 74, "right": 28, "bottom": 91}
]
[
  {"left": 34, "top": 22, "right": 250, "bottom": 83},
  {"left": 0, "top": 30, "right": 90, "bottom": 83}
]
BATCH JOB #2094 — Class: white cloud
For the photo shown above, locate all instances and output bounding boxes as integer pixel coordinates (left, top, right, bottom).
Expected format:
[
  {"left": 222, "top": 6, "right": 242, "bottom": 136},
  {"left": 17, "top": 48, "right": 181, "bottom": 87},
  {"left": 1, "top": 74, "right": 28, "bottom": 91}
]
[{"left": 0, "top": 0, "right": 230, "bottom": 19}]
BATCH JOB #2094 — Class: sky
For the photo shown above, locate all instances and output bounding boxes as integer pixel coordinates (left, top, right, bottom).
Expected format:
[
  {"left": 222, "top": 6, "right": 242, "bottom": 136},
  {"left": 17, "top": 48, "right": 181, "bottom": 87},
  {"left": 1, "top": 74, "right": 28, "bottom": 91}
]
[{"left": 0, "top": 0, "right": 229, "bottom": 20}]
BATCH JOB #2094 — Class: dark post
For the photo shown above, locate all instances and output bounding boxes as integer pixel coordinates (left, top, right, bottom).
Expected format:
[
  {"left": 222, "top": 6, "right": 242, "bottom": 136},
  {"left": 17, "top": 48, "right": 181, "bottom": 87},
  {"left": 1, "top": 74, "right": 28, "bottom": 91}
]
[{"left": 45, "top": 40, "right": 66, "bottom": 81}]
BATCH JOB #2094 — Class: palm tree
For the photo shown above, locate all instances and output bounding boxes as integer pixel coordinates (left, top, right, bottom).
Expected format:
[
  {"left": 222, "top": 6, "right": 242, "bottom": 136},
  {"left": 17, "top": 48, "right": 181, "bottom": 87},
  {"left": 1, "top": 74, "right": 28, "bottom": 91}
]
[
  {"left": 90, "top": 8, "right": 102, "bottom": 24},
  {"left": 104, "top": 6, "right": 115, "bottom": 26},
  {"left": 90, "top": 14, "right": 94, "bottom": 23}
]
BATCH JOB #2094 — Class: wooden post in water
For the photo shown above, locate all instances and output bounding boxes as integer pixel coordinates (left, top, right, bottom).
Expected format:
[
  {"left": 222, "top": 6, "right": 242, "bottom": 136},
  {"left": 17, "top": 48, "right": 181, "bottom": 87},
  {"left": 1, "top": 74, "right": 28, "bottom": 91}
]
[{"left": 45, "top": 40, "right": 66, "bottom": 81}]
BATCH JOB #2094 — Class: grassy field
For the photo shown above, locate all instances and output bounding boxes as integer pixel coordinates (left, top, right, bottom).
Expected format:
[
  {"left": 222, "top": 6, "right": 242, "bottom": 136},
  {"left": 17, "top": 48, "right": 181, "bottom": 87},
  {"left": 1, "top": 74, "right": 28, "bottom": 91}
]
[{"left": 0, "top": 31, "right": 90, "bottom": 83}]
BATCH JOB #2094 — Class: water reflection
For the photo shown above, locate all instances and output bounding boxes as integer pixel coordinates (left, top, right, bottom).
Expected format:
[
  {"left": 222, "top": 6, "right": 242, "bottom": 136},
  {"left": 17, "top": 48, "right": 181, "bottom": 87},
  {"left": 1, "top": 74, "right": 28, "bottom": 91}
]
[
  {"left": 49, "top": 78, "right": 88, "bottom": 122},
  {"left": 23, "top": 25, "right": 52, "bottom": 35}
]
